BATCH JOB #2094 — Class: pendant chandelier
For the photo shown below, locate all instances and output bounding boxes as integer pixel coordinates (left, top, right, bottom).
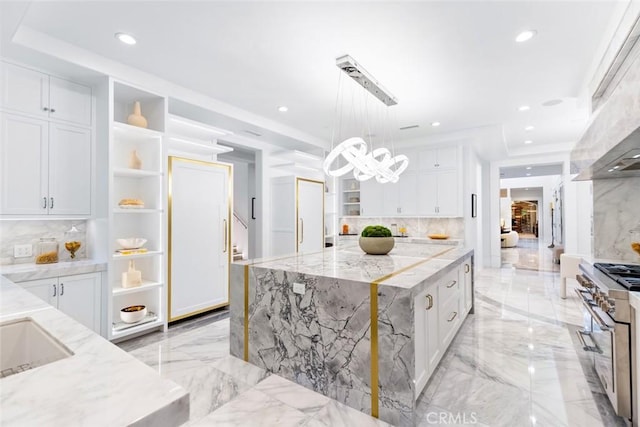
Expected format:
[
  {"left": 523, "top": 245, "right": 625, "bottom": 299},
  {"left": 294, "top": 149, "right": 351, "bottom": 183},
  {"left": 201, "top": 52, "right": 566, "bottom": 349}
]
[{"left": 323, "top": 55, "right": 409, "bottom": 184}]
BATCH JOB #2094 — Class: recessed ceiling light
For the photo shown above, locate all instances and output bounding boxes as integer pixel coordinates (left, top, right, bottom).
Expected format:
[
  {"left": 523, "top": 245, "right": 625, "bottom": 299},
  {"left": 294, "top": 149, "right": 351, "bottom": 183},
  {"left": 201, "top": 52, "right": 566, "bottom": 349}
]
[
  {"left": 278, "top": 106, "right": 288, "bottom": 112},
  {"left": 431, "top": 122, "right": 441, "bottom": 127},
  {"left": 518, "top": 105, "right": 530, "bottom": 112},
  {"left": 525, "top": 125, "right": 535, "bottom": 131},
  {"left": 526, "top": 166, "right": 532, "bottom": 170},
  {"left": 524, "top": 140, "right": 533, "bottom": 144},
  {"left": 115, "top": 32, "right": 137, "bottom": 45},
  {"left": 516, "top": 30, "right": 537, "bottom": 43},
  {"left": 526, "top": 173, "right": 531, "bottom": 176},
  {"left": 542, "top": 99, "right": 563, "bottom": 107}
]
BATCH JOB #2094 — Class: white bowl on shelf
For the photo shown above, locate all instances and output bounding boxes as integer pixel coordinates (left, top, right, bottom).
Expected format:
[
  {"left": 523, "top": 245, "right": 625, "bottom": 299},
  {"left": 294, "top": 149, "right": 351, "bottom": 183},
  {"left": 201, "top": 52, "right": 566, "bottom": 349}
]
[
  {"left": 120, "top": 305, "right": 147, "bottom": 323},
  {"left": 116, "top": 238, "right": 147, "bottom": 249}
]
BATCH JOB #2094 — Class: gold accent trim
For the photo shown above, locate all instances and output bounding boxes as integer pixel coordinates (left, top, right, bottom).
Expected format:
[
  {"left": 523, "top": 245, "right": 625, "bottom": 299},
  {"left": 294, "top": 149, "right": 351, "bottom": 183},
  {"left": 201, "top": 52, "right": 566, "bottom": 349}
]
[
  {"left": 295, "top": 177, "right": 325, "bottom": 253},
  {"left": 169, "top": 302, "right": 229, "bottom": 322},
  {"left": 368, "top": 246, "right": 455, "bottom": 418},
  {"left": 370, "top": 282, "right": 379, "bottom": 418},
  {"left": 167, "top": 156, "right": 233, "bottom": 322},
  {"left": 244, "top": 264, "right": 249, "bottom": 361}
]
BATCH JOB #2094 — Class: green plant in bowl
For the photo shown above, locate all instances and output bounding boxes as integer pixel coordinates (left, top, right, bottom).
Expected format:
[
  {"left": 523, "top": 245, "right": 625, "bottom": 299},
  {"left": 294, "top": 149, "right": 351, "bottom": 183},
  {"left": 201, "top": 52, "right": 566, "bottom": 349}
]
[{"left": 359, "top": 225, "right": 394, "bottom": 254}]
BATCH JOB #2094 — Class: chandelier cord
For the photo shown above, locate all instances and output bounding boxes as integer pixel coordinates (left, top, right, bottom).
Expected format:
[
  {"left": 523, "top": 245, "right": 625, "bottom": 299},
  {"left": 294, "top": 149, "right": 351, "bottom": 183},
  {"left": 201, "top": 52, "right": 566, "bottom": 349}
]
[{"left": 330, "top": 69, "right": 343, "bottom": 152}]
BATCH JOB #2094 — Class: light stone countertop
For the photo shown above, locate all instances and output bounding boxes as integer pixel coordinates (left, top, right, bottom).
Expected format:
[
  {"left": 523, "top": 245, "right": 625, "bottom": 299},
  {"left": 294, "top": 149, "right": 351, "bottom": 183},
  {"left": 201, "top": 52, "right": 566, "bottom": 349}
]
[
  {"left": 237, "top": 241, "right": 473, "bottom": 290},
  {"left": 0, "top": 259, "right": 107, "bottom": 282},
  {"left": 0, "top": 276, "right": 189, "bottom": 426}
]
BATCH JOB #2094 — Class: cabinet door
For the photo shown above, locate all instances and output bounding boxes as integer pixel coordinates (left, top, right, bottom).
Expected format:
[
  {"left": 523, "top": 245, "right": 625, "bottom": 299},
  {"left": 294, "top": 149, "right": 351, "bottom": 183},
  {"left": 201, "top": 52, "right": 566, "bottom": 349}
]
[
  {"left": 48, "top": 123, "right": 91, "bottom": 215},
  {"left": 18, "top": 278, "right": 57, "bottom": 306},
  {"left": 418, "top": 149, "right": 438, "bottom": 170},
  {"left": 435, "top": 147, "right": 458, "bottom": 169},
  {"left": 359, "top": 178, "right": 379, "bottom": 216},
  {"left": 397, "top": 171, "right": 418, "bottom": 216},
  {"left": 426, "top": 287, "right": 440, "bottom": 371},
  {"left": 436, "top": 170, "right": 460, "bottom": 216},
  {"left": 462, "top": 259, "right": 472, "bottom": 313},
  {"left": 169, "top": 158, "right": 230, "bottom": 321},
  {"left": 0, "top": 62, "right": 49, "bottom": 118},
  {"left": 297, "top": 179, "right": 325, "bottom": 253},
  {"left": 417, "top": 172, "right": 438, "bottom": 216},
  {"left": 382, "top": 183, "right": 399, "bottom": 216},
  {"left": 49, "top": 77, "right": 92, "bottom": 126},
  {"left": 414, "top": 286, "right": 440, "bottom": 398},
  {"left": 57, "top": 273, "right": 101, "bottom": 333},
  {"left": 0, "top": 113, "right": 49, "bottom": 215}
]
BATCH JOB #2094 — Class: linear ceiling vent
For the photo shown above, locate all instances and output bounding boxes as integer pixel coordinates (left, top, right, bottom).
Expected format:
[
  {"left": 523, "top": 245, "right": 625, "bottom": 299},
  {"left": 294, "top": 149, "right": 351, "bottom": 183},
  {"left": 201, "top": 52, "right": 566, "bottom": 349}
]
[
  {"left": 592, "top": 15, "right": 640, "bottom": 106},
  {"left": 399, "top": 125, "right": 419, "bottom": 130},
  {"left": 244, "top": 130, "right": 262, "bottom": 137}
]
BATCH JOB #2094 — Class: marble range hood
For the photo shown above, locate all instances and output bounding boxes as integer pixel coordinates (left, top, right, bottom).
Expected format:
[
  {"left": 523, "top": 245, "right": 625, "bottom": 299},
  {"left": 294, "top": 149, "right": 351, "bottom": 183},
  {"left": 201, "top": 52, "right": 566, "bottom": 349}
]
[{"left": 573, "top": 126, "right": 640, "bottom": 181}]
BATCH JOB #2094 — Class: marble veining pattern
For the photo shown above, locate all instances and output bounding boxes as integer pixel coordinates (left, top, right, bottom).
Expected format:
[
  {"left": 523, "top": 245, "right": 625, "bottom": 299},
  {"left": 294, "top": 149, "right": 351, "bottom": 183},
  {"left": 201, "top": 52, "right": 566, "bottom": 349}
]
[
  {"left": 593, "top": 177, "right": 640, "bottom": 261},
  {"left": 0, "top": 277, "right": 189, "bottom": 427},
  {"left": 118, "top": 266, "right": 627, "bottom": 426},
  {"left": 340, "top": 217, "right": 464, "bottom": 240},
  {"left": 0, "top": 220, "right": 88, "bottom": 265},
  {"left": 0, "top": 259, "right": 107, "bottom": 282}
]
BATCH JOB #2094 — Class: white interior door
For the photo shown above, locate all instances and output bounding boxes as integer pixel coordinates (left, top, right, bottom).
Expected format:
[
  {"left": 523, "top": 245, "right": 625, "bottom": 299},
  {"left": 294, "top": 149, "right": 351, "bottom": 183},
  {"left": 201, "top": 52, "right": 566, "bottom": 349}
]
[
  {"left": 296, "top": 178, "right": 324, "bottom": 253},
  {"left": 169, "top": 157, "right": 231, "bottom": 321}
]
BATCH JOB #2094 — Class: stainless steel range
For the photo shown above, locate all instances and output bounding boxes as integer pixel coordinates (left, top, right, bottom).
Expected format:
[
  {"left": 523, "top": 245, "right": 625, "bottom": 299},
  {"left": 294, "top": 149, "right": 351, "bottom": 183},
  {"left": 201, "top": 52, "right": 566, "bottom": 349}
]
[{"left": 576, "top": 262, "right": 637, "bottom": 423}]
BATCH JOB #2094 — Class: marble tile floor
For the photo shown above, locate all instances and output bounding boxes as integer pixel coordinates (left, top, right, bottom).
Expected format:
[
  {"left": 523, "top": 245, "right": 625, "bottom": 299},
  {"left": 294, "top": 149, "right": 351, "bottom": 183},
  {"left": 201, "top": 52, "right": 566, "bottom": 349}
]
[
  {"left": 501, "top": 237, "right": 560, "bottom": 273},
  {"left": 120, "top": 267, "right": 627, "bottom": 426}
]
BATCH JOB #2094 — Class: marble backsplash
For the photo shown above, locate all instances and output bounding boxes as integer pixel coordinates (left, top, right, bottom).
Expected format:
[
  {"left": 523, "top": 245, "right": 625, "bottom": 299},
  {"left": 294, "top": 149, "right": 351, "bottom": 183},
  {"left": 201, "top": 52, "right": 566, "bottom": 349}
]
[
  {"left": 593, "top": 177, "right": 640, "bottom": 262},
  {"left": 0, "top": 220, "right": 87, "bottom": 265},
  {"left": 339, "top": 217, "right": 464, "bottom": 239}
]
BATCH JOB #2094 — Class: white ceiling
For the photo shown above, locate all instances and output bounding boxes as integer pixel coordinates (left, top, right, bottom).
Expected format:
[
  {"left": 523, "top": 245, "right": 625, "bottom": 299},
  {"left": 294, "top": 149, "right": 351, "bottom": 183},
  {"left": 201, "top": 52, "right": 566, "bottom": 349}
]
[
  {"left": 1, "top": 1, "right": 628, "bottom": 160},
  {"left": 500, "top": 163, "right": 563, "bottom": 179}
]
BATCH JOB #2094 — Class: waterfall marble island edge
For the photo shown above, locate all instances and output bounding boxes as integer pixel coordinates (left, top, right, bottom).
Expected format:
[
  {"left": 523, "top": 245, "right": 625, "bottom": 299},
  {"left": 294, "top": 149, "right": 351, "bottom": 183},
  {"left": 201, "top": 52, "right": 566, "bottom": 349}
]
[{"left": 229, "top": 242, "right": 474, "bottom": 426}]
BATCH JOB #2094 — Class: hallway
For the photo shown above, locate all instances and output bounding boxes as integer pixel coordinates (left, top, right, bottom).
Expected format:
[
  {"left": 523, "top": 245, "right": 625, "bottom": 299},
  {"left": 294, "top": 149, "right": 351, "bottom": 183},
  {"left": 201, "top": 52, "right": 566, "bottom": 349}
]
[{"left": 501, "top": 235, "right": 560, "bottom": 273}]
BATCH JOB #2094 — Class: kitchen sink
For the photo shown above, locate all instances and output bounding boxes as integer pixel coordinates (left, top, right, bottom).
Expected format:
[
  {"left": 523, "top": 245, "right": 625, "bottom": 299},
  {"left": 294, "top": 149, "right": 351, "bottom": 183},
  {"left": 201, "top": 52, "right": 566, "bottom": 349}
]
[{"left": 0, "top": 318, "right": 73, "bottom": 379}]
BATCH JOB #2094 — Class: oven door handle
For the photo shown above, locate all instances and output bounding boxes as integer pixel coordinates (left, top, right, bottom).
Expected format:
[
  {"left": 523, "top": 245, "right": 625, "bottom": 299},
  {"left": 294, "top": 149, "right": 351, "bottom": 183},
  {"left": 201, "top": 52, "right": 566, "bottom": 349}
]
[
  {"left": 575, "top": 329, "right": 602, "bottom": 353},
  {"left": 580, "top": 298, "right": 612, "bottom": 331}
]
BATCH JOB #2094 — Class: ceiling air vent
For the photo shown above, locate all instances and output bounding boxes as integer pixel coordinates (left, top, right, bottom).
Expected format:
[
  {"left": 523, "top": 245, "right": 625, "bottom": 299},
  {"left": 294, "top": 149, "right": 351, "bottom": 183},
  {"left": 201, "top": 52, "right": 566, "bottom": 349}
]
[
  {"left": 592, "top": 15, "right": 640, "bottom": 106},
  {"left": 244, "top": 130, "right": 262, "bottom": 137},
  {"left": 399, "top": 125, "right": 419, "bottom": 130}
]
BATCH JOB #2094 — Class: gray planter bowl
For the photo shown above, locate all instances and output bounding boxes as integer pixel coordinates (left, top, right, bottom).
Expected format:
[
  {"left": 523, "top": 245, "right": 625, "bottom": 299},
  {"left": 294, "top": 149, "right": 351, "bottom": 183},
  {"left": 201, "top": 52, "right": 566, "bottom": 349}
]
[{"left": 359, "top": 236, "right": 395, "bottom": 255}]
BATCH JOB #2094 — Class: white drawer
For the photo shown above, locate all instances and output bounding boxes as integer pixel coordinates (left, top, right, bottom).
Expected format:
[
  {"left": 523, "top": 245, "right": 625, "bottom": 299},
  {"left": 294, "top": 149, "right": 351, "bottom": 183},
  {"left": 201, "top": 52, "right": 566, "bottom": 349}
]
[
  {"left": 439, "top": 294, "right": 460, "bottom": 347},
  {"left": 437, "top": 268, "right": 460, "bottom": 305}
]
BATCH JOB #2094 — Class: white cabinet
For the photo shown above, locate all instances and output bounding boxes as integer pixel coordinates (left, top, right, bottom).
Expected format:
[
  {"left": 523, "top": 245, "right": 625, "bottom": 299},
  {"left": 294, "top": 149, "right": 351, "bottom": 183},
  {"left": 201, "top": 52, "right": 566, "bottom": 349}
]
[
  {"left": 0, "top": 61, "right": 91, "bottom": 127},
  {"left": 417, "top": 170, "right": 460, "bottom": 217},
  {"left": 414, "top": 283, "right": 440, "bottom": 395},
  {"left": 0, "top": 113, "right": 91, "bottom": 215},
  {"left": 358, "top": 172, "right": 418, "bottom": 217},
  {"left": 169, "top": 156, "right": 231, "bottom": 322},
  {"left": 342, "top": 178, "right": 362, "bottom": 216},
  {"left": 460, "top": 258, "right": 473, "bottom": 314},
  {"left": 418, "top": 147, "right": 458, "bottom": 171},
  {"left": 19, "top": 273, "right": 102, "bottom": 334},
  {"left": 271, "top": 176, "right": 325, "bottom": 255}
]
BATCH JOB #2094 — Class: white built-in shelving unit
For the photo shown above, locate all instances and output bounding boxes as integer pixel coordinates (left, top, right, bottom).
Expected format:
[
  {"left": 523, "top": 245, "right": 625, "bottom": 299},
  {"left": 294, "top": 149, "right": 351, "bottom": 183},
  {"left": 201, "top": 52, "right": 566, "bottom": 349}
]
[{"left": 107, "top": 81, "right": 167, "bottom": 341}]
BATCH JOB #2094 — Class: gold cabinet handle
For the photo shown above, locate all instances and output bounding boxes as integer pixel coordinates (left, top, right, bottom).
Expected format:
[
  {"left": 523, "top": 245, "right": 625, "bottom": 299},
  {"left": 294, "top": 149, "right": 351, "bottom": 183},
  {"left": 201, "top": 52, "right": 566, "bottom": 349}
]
[
  {"left": 223, "top": 219, "right": 228, "bottom": 253},
  {"left": 464, "top": 263, "right": 470, "bottom": 273},
  {"left": 447, "top": 280, "right": 457, "bottom": 288},
  {"left": 426, "top": 294, "right": 433, "bottom": 310},
  {"left": 447, "top": 311, "right": 457, "bottom": 322}
]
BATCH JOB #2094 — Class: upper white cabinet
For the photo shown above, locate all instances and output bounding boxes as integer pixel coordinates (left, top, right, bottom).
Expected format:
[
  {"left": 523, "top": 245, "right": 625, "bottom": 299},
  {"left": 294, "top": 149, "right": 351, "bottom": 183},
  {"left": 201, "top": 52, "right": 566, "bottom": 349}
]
[
  {"left": 418, "top": 146, "right": 458, "bottom": 170},
  {"left": 1, "top": 61, "right": 92, "bottom": 127},
  {"left": 0, "top": 113, "right": 91, "bottom": 215},
  {"left": 417, "top": 169, "right": 460, "bottom": 217}
]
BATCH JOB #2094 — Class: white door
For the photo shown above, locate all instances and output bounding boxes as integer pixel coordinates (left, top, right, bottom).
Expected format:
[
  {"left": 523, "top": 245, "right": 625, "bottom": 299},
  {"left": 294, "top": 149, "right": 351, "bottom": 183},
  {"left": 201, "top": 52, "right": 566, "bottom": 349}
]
[
  {"left": 297, "top": 178, "right": 324, "bottom": 253},
  {"left": 169, "top": 157, "right": 231, "bottom": 321},
  {"left": 18, "top": 278, "right": 57, "bottom": 306},
  {"left": 436, "top": 170, "right": 460, "bottom": 216},
  {"left": 0, "top": 113, "right": 49, "bottom": 215},
  {"left": 49, "top": 76, "right": 92, "bottom": 126},
  {"left": 57, "top": 273, "right": 101, "bottom": 333},
  {"left": 0, "top": 62, "right": 49, "bottom": 118},
  {"left": 48, "top": 123, "right": 91, "bottom": 215},
  {"left": 417, "top": 172, "right": 438, "bottom": 216}
]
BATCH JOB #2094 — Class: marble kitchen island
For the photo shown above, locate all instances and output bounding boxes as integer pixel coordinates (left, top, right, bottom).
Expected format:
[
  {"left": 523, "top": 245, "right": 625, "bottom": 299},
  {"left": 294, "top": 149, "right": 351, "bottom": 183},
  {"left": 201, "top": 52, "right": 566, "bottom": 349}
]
[{"left": 230, "top": 241, "right": 474, "bottom": 426}]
